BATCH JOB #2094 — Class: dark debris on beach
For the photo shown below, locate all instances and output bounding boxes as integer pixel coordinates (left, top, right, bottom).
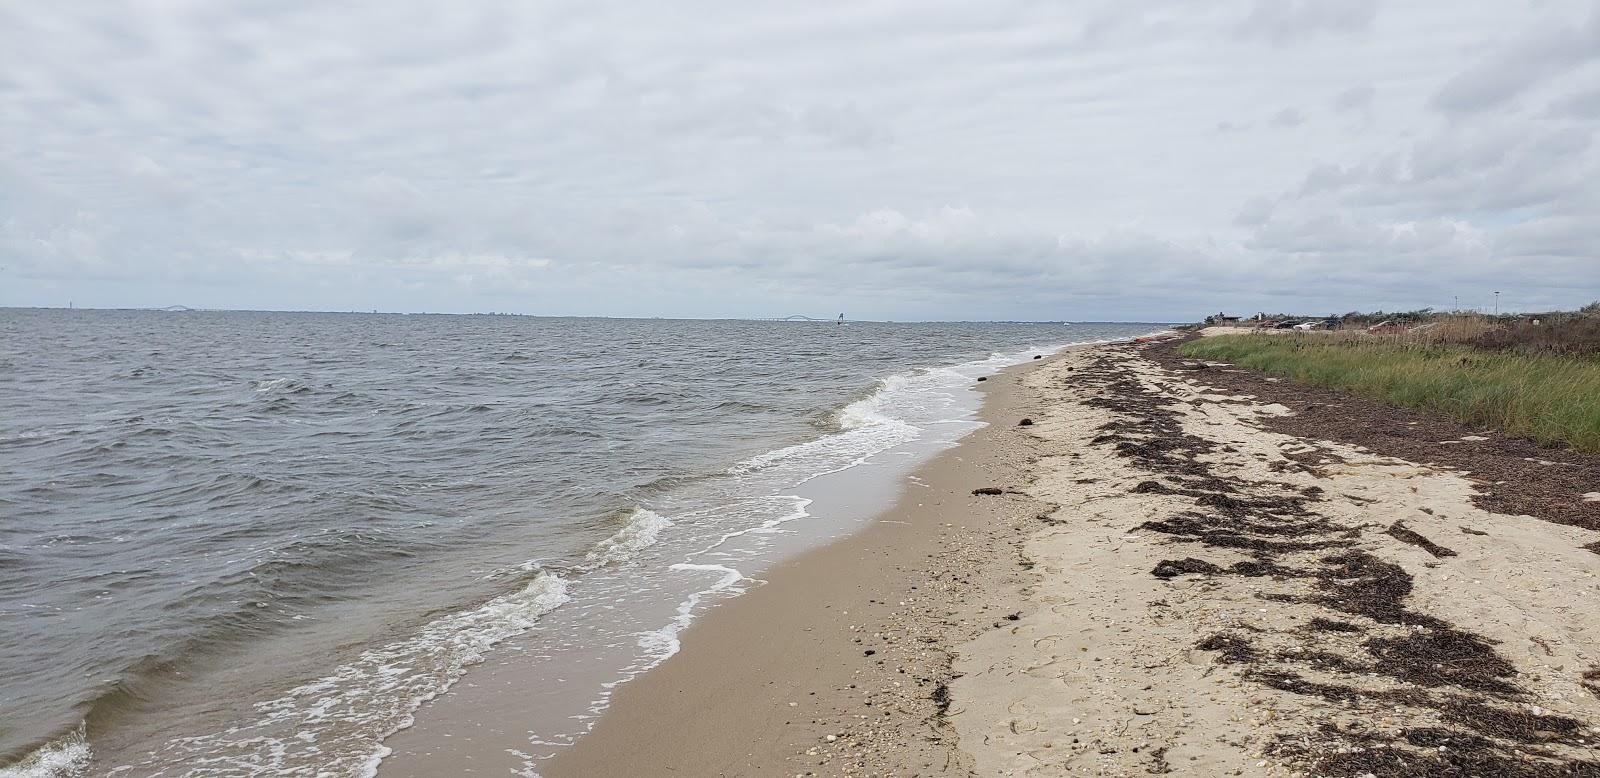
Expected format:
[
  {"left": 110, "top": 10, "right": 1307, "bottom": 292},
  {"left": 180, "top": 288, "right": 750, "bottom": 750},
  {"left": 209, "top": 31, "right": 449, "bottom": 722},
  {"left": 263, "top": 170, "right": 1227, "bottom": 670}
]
[
  {"left": 1144, "top": 339, "right": 1600, "bottom": 534},
  {"left": 1068, "top": 344, "right": 1600, "bottom": 778}
]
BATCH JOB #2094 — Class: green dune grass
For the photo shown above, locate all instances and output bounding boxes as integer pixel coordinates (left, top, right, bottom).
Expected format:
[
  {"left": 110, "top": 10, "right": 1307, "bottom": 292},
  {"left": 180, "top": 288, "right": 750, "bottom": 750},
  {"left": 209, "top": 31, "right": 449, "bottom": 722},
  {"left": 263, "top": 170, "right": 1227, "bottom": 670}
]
[{"left": 1179, "top": 335, "right": 1600, "bottom": 453}]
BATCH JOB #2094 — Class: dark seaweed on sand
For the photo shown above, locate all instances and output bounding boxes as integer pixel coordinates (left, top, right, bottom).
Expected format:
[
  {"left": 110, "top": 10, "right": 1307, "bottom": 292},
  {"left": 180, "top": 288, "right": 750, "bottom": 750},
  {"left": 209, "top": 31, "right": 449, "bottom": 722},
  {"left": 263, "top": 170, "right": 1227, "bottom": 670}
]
[
  {"left": 1151, "top": 557, "right": 1218, "bottom": 578},
  {"left": 1195, "top": 633, "right": 1256, "bottom": 664},
  {"left": 1386, "top": 520, "right": 1459, "bottom": 558},
  {"left": 1070, "top": 345, "right": 1600, "bottom": 777},
  {"left": 1303, "top": 617, "right": 1362, "bottom": 634}
]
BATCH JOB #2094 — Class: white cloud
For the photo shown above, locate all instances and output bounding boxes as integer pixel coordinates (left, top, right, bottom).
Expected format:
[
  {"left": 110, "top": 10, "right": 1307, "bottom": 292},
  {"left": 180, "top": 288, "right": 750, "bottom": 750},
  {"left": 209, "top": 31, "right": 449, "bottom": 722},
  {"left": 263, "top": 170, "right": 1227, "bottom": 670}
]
[{"left": 1, "top": 0, "right": 1597, "bottom": 319}]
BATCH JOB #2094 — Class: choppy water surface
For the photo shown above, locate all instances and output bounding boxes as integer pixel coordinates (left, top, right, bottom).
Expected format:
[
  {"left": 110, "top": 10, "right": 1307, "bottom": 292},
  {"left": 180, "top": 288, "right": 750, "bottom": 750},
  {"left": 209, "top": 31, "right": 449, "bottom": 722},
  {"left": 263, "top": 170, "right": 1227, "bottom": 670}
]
[{"left": 0, "top": 310, "right": 1163, "bottom": 775}]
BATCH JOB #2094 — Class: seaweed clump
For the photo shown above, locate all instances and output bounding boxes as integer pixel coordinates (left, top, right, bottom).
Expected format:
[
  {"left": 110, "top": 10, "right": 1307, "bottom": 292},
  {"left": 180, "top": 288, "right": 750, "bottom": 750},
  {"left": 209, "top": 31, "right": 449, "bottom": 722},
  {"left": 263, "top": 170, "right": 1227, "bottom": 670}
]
[
  {"left": 1386, "top": 520, "right": 1459, "bottom": 558},
  {"left": 1196, "top": 633, "right": 1257, "bottom": 664},
  {"left": 1151, "top": 558, "right": 1219, "bottom": 578}
]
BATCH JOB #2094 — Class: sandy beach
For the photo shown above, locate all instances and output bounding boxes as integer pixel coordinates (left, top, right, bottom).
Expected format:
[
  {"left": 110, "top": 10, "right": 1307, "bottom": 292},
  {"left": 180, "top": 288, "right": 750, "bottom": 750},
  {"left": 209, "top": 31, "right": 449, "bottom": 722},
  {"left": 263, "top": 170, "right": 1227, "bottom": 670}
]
[{"left": 543, "top": 339, "right": 1600, "bottom": 777}]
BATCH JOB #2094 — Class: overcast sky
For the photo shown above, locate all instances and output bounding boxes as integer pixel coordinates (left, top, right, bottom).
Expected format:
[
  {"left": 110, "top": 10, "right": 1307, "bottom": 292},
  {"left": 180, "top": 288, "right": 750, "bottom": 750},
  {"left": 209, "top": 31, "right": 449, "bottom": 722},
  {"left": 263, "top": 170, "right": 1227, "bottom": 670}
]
[{"left": 3, "top": 1, "right": 1598, "bottom": 320}]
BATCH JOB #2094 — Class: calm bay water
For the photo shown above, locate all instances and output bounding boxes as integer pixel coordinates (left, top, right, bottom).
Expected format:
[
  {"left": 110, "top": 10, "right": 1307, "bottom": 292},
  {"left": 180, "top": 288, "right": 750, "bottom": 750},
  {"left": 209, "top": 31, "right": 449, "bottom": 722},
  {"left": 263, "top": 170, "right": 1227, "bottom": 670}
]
[{"left": 0, "top": 310, "right": 1162, "bottom": 776}]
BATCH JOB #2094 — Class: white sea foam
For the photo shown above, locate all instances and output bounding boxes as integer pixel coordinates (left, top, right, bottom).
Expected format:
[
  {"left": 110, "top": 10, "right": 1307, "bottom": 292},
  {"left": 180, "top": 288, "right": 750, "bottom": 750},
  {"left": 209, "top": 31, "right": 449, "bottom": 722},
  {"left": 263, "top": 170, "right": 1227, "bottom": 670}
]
[
  {"left": 0, "top": 726, "right": 90, "bottom": 778},
  {"left": 835, "top": 374, "right": 912, "bottom": 430},
  {"left": 115, "top": 571, "right": 570, "bottom": 777},
  {"left": 732, "top": 378, "right": 924, "bottom": 480},
  {"left": 686, "top": 496, "right": 813, "bottom": 558},
  {"left": 638, "top": 564, "right": 749, "bottom": 660},
  {"left": 584, "top": 508, "right": 673, "bottom": 566},
  {"left": 252, "top": 378, "right": 295, "bottom": 392}
]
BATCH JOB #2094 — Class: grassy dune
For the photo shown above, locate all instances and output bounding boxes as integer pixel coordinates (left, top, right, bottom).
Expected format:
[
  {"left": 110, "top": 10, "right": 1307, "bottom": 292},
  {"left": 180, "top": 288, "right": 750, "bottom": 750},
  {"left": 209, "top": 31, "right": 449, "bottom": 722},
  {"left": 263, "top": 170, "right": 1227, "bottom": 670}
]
[{"left": 1180, "top": 334, "right": 1600, "bottom": 453}]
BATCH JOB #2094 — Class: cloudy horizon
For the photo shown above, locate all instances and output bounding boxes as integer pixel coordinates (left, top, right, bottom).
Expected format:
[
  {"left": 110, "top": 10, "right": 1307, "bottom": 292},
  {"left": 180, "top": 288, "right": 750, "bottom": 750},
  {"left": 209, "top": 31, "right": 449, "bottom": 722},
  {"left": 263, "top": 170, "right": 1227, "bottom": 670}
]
[{"left": 3, "top": 1, "right": 1598, "bottom": 321}]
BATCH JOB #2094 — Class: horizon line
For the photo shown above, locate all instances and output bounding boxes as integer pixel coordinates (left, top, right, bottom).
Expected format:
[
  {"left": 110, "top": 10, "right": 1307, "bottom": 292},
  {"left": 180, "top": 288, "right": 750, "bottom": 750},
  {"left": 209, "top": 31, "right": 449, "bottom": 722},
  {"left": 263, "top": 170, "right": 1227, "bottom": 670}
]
[{"left": 0, "top": 304, "right": 1182, "bottom": 325}]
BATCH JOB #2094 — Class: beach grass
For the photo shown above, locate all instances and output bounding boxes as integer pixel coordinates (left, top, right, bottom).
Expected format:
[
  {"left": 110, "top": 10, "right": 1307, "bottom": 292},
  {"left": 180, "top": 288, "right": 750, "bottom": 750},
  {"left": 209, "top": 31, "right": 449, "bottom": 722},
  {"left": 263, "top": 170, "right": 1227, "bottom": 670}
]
[{"left": 1179, "top": 334, "right": 1600, "bottom": 453}]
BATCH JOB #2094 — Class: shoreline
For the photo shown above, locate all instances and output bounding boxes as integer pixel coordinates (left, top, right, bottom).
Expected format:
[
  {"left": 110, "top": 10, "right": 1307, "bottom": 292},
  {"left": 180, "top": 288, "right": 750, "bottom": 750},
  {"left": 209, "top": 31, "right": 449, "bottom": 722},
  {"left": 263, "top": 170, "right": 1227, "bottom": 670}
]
[
  {"left": 368, "top": 339, "right": 1148, "bottom": 777},
  {"left": 541, "top": 349, "right": 1057, "bottom": 776},
  {"left": 540, "top": 339, "right": 1600, "bottom": 777}
]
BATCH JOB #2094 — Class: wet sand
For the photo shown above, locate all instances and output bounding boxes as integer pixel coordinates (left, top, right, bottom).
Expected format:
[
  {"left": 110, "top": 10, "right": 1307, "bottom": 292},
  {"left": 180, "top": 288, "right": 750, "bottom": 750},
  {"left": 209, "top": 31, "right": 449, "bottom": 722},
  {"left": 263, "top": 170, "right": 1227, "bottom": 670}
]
[
  {"left": 541, "top": 340, "right": 1600, "bottom": 777},
  {"left": 543, "top": 352, "right": 1054, "bottom": 777}
]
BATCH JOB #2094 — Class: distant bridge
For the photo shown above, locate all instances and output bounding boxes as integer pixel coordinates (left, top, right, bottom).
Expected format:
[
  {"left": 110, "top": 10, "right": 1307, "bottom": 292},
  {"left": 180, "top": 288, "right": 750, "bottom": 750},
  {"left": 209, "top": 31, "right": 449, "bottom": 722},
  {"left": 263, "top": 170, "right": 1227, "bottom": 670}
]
[{"left": 764, "top": 314, "right": 846, "bottom": 322}]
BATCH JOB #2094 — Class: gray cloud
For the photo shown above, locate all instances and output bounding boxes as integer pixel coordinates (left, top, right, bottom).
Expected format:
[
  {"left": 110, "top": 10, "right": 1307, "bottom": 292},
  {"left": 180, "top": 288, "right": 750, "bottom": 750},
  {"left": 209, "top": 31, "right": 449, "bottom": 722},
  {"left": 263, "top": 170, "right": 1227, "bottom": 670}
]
[
  {"left": 1429, "top": 4, "right": 1600, "bottom": 114},
  {"left": 1270, "top": 107, "right": 1309, "bottom": 128},
  {"left": 1332, "top": 84, "right": 1376, "bottom": 113},
  {"left": 1233, "top": 197, "right": 1277, "bottom": 228},
  {"left": 2, "top": 0, "right": 1597, "bottom": 320},
  {"left": 1233, "top": 0, "right": 1380, "bottom": 44},
  {"left": 1547, "top": 85, "right": 1600, "bottom": 119}
]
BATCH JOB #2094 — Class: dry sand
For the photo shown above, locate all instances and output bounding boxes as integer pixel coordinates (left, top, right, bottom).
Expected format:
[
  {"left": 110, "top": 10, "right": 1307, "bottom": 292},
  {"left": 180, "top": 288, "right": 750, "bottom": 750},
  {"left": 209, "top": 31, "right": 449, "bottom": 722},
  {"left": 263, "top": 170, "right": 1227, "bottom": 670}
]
[{"left": 539, "top": 341, "right": 1600, "bottom": 777}]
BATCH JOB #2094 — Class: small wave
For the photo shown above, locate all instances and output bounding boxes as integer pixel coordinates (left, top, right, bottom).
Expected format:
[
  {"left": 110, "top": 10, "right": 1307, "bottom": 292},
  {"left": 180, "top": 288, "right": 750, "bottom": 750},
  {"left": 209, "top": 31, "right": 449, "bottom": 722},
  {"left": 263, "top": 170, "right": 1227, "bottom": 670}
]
[
  {"left": 634, "top": 470, "right": 722, "bottom": 496},
  {"left": 834, "top": 374, "right": 909, "bottom": 430},
  {"left": 118, "top": 571, "right": 571, "bottom": 776},
  {"left": 521, "top": 425, "right": 606, "bottom": 441},
  {"left": 0, "top": 725, "right": 91, "bottom": 778},
  {"left": 584, "top": 509, "right": 672, "bottom": 567},
  {"left": 0, "top": 544, "right": 31, "bottom": 571},
  {"left": 252, "top": 378, "right": 310, "bottom": 394},
  {"left": 616, "top": 393, "right": 678, "bottom": 408},
  {"left": 125, "top": 471, "right": 293, "bottom": 511},
  {"left": 730, "top": 386, "right": 917, "bottom": 480},
  {"left": 707, "top": 400, "right": 775, "bottom": 414},
  {"left": 2, "top": 423, "right": 116, "bottom": 443}
]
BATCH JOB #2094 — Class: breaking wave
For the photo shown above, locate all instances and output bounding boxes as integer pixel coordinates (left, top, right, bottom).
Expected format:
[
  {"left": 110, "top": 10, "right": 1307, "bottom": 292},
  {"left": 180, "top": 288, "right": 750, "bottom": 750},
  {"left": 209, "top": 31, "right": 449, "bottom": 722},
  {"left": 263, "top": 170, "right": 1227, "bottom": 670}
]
[
  {"left": 584, "top": 508, "right": 673, "bottom": 566},
  {"left": 0, "top": 727, "right": 89, "bottom": 778}
]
